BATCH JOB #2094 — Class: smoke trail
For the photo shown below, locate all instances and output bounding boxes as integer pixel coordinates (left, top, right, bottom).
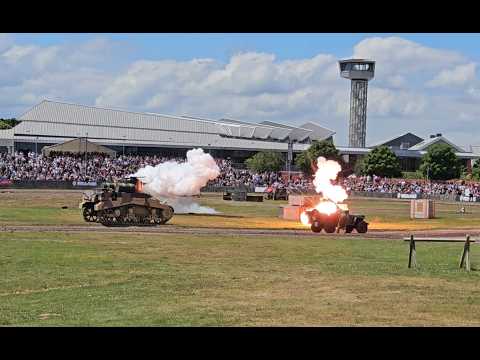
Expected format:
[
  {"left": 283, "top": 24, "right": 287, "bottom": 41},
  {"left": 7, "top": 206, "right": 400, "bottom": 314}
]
[
  {"left": 166, "top": 197, "right": 219, "bottom": 214},
  {"left": 312, "top": 157, "right": 348, "bottom": 203},
  {"left": 133, "top": 148, "right": 220, "bottom": 213}
]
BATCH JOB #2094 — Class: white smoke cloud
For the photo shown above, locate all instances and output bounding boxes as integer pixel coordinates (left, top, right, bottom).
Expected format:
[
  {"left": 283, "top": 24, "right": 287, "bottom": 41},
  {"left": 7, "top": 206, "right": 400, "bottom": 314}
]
[
  {"left": 133, "top": 148, "right": 220, "bottom": 214},
  {"left": 166, "top": 197, "right": 218, "bottom": 214}
]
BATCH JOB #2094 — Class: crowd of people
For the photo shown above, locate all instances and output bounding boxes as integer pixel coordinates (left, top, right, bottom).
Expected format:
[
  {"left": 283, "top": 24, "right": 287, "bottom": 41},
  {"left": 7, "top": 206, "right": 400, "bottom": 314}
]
[
  {"left": 0, "top": 152, "right": 313, "bottom": 191},
  {"left": 342, "top": 175, "right": 480, "bottom": 198},
  {"left": 1, "top": 151, "right": 480, "bottom": 198},
  {"left": 212, "top": 158, "right": 312, "bottom": 192},
  {"left": 0, "top": 151, "right": 183, "bottom": 182}
]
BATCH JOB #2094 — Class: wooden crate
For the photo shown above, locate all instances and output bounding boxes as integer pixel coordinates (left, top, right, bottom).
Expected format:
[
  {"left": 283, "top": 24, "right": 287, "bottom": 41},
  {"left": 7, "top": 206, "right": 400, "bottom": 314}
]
[
  {"left": 279, "top": 205, "right": 307, "bottom": 221},
  {"left": 410, "top": 199, "right": 435, "bottom": 219},
  {"left": 288, "top": 195, "right": 323, "bottom": 207}
]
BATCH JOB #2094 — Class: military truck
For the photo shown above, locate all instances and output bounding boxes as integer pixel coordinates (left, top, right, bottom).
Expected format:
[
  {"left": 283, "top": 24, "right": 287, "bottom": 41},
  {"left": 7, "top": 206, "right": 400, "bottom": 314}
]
[
  {"left": 304, "top": 205, "right": 368, "bottom": 234},
  {"left": 79, "top": 177, "right": 174, "bottom": 227}
]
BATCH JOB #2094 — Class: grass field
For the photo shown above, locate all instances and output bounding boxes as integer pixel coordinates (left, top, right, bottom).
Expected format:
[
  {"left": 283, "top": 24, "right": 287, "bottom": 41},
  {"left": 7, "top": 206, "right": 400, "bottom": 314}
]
[
  {"left": 1, "top": 231, "right": 480, "bottom": 326},
  {"left": 2, "top": 189, "right": 480, "bottom": 230},
  {"left": 1, "top": 189, "right": 480, "bottom": 326}
]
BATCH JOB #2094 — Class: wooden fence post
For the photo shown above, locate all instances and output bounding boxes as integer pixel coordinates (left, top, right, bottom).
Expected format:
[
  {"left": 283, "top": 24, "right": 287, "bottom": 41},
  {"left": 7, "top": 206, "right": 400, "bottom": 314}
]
[
  {"left": 408, "top": 235, "right": 417, "bottom": 268},
  {"left": 459, "top": 234, "right": 471, "bottom": 271}
]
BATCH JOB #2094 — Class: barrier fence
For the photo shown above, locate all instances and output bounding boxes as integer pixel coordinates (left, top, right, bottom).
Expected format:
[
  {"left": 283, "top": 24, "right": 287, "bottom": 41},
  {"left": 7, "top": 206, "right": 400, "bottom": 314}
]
[
  {"left": 1, "top": 180, "right": 479, "bottom": 203},
  {"left": 0, "top": 180, "right": 98, "bottom": 190}
]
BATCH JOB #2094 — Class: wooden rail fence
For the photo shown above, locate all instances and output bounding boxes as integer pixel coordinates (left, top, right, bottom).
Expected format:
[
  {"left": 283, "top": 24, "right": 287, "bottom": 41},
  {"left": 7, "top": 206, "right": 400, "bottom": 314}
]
[{"left": 403, "top": 234, "right": 475, "bottom": 271}]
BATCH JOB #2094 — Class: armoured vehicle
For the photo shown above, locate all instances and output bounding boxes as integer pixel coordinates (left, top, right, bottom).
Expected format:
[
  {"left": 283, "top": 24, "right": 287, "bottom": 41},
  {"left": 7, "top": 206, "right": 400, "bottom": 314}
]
[
  {"left": 304, "top": 205, "right": 368, "bottom": 234},
  {"left": 79, "top": 177, "right": 174, "bottom": 227},
  {"left": 264, "top": 187, "right": 288, "bottom": 201}
]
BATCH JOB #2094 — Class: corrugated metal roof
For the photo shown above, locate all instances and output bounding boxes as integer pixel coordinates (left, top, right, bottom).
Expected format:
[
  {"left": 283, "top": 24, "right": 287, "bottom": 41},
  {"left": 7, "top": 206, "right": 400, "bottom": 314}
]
[
  {"left": 368, "top": 132, "right": 423, "bottom": 148},
  {"left": 259, "top": 120, "right": 293, "bottom": 129},
  {"left": 408, "top": 136, "right": 466, "bottom": 152},
  {"left": 13, "top": 120, "right": 311, "bottom": 152},
  {"left": 299, "top": 122, "right": 336, "bottom": 141},
  {"left": 470, "top": 145, "right": 480, "bottom": 154},
  {"left": 220, "top": 119, "right": 292, "bottom": 140},
  {"left": 19, "top": 100, "right": 311, "bottom": 142},
  {"left": 259, "top": 120, "right": 312, "bottom": 141},
  {"left": 338, "top": 147, "right": 372, "bottom": 155},
  {"left": 337, "top": 146, "right": 478, "bottom": 159},
  {"left": 19, "top": 100, "right": 223, "bottom": 134}
]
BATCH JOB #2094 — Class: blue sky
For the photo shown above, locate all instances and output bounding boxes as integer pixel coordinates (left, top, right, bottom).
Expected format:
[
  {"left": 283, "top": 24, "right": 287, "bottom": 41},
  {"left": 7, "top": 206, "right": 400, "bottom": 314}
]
[
  {"left": 12, "top": 33, "right": 480, "bottom": 62},
  {"left": 2, "top": 33, "right": 480, "bottom": 148}
]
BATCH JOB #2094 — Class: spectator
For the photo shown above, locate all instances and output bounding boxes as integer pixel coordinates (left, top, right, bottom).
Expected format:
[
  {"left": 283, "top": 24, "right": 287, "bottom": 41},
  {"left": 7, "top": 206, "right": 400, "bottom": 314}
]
[{"left": 1, "top": 151, "right": 479, "bottom": 198}]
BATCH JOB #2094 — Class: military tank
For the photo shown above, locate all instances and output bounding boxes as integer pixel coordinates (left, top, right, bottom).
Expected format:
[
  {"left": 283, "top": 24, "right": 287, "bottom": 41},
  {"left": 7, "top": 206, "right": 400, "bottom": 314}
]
[{"left": 79, "top": 177, "right": 174, "bottom": 227}]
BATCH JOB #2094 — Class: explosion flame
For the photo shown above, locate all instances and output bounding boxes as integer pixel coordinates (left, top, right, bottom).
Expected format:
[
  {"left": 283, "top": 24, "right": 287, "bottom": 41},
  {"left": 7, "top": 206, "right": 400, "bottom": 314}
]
[
  {"left": 312, "top": 157, "right": 348, "bottom": 203},
  {"left": 300, "top": 211, "right": 311, "bottom": 226},
  {"left": 300, "top": 156, "right": 348, "bottom": 226},
  {"left": 300, "top": 200, "right": 338, "bottom": 226}
]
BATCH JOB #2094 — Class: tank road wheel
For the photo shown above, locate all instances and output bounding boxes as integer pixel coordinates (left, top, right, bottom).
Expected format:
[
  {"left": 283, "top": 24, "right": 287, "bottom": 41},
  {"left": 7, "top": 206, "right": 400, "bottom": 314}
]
[
  {"left": 82, "top": 206, "right": 97, "bottom": 222},
  {"left": 152, "top": 209, "right": 163, "bottom": 225},
  {"left": 311, "top": 221, "right": 322, "bottom": 233},
  {"left": 111, "top": 208, "right": 127, "bottom": 227},
  {"left": 99, "top": 216, "right": 111, "bottom": 227},
  {"left": 97, "top": 211, "right": 106, "bottom": 226},
  {"left": 144, "top": 216, "right": 153, "bottom": 226},
  {"left": 125, "top": 205, "right": 137, "bottom": 226},
  {"left": 159, "top": 206, "right": 174, "bottom": 225},
  {"left": 99, "top": 209, "right": 115, "bottom": 227},
  {"left": 355, "top": 220, "right": 368, "bottom": 234}
]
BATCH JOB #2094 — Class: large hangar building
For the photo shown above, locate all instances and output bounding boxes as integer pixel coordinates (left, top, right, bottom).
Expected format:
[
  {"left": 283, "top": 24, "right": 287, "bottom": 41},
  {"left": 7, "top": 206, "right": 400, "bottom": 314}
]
[
  {"left": 1, "top": 99, "right": 478, "bottom": 172},
  {"left": 0, "top": 100, "right": 335, "bottom": 162}
]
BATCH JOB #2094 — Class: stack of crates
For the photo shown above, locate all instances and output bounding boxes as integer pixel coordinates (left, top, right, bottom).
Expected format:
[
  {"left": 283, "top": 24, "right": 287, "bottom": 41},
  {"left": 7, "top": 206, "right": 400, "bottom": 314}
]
[
  {"left": 279, "top": 195, "right": 323, "bottom": 221},
  {"left": 410, "top": 199, "right": 435, "bottom": 219}
]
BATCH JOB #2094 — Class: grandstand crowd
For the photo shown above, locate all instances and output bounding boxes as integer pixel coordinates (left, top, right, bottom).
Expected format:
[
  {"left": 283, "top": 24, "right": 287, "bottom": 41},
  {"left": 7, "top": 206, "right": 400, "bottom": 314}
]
[
  {"left": 1, "top": 151, "right": 480, "bottom": 198},
  {"left": 342, "top": 175, "right": 480, "bottom": 198}
]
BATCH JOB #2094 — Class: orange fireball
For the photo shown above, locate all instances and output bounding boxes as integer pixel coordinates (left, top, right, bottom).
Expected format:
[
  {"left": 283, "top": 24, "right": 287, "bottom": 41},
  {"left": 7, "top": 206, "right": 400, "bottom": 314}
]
[
  {"left": 314, "top": 200, "right": 338, "bottom": 215},
  {"left": 300, "top": 211, "right": 311, "bottom": 226}
]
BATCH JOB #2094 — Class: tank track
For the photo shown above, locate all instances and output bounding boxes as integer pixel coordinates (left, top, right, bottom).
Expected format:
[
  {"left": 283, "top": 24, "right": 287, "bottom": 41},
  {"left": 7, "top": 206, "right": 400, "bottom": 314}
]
[{"left": 96, "top": 205, "right": 173, "bottom": 227}]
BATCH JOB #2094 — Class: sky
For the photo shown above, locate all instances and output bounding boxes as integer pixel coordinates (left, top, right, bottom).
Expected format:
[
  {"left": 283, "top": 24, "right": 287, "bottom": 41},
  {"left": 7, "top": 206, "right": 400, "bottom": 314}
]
[{"left": 1, "top": 33, "right": 480, "bottom": 149}]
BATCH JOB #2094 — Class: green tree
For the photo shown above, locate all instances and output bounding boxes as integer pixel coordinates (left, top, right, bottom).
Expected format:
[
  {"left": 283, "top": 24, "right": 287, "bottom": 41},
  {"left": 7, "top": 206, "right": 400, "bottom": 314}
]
[
  {"left": 361, "top": 146, "right": 402, "bottom": 177},
  {"left": 245, "top": 151, "right": 284, "bottom": 173},
  {"left": 472, "top": 161, "right": 480, "bottom": 181},
  {"left": 0, "top": 118, "right": 19, "bottom": 129},
  {"left": 419, "top": 143, "right": 461, "bottom": 180},
  {"left": 353, "top": 156, "right": 365, "bottom": 176},
  {"left": 295, "top": 140, "right": 341, "bottom": 176}
]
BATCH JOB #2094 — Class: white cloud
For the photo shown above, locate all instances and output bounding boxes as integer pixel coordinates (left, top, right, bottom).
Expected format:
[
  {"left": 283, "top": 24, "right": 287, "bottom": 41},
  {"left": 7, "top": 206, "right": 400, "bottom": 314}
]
[
  {"left": 92, "top": 40, "right": 479, "bottom": 146},
  {"left": 353, "top": 37, "right": 467, "bottom": 90},
  {"left": 367, "top": 87, "right": 427, "bottom": 117},
  {"left": 2, "top": 45, "right": 37, "bottom": 64},
  {"left": 386, "top": 74, "right": 407, "bottom": 88},
  {"left": 353, "top": 37, "right": 464, "bottom": 72},
  {"left": 0, "top": 37, "right": 121, "bottom": 112},
  {"left": 0, "top": 35, "right": 479, "bottom": 147},
  {"left": 0, "top": 33, "right": 13, "bottom": 52},
  {"left": 427, "top": 63, "right": 476, "bottom": 87}
]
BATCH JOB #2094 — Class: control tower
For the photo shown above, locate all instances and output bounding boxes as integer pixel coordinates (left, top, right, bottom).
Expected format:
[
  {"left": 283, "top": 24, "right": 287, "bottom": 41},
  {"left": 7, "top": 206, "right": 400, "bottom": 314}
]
[{"left": 339, "top": 59, "right": 375, "bottom": 148}]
